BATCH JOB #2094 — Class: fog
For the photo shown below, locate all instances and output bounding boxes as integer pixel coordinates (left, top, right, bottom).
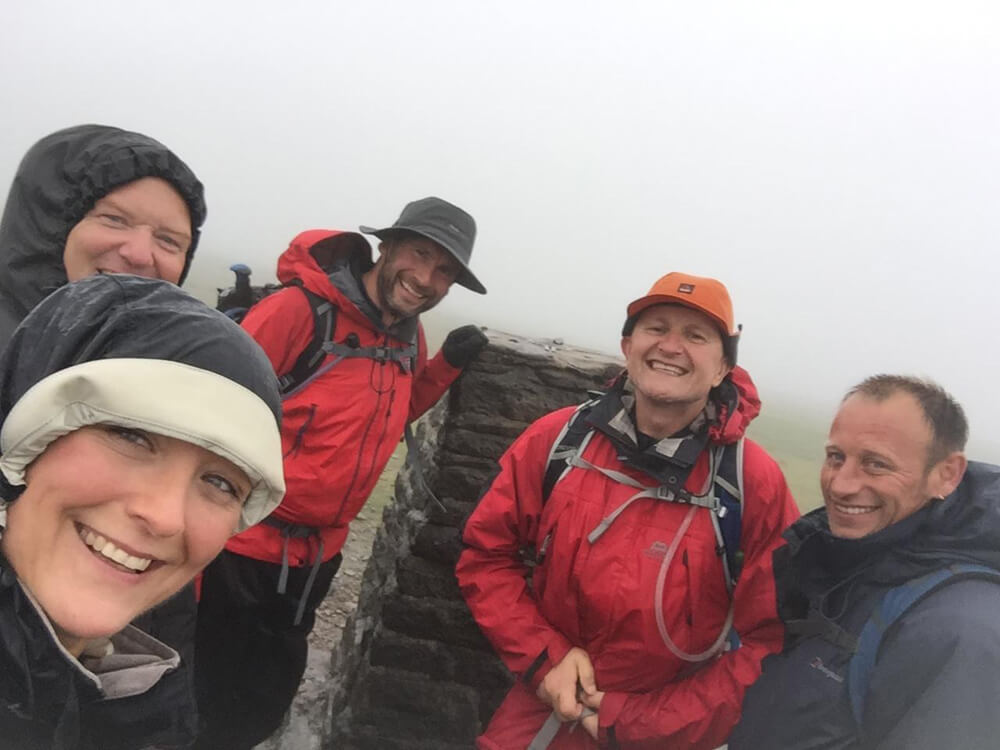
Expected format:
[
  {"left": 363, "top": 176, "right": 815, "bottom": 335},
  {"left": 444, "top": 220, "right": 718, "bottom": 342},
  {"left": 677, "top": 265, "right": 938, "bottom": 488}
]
[{"left": 3, "top": 1, "right": 998, "bottom": 458}]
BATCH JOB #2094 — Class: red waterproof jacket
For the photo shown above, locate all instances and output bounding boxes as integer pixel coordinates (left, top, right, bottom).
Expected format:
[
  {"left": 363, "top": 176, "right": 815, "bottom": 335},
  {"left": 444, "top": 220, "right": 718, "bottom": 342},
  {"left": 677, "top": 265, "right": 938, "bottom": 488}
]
[
  {"left": 225, "top": 229, "right": 461, "bottom": 565},
  {"left": 456, "top": 369, "right": 800, "bottom": 749}
]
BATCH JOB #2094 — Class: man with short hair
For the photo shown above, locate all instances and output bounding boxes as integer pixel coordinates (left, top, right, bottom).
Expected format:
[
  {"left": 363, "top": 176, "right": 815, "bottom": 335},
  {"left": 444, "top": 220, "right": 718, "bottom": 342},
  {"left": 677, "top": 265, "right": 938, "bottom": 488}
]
[
  {"left": 457, "top": 272, "right": 799, "bottom": 749},
  {"left": 194, "top": 197, "right": 489, "bottom": 750},
  {"left": 730, "top": 375, "right": 1000, "bottom": 750}
]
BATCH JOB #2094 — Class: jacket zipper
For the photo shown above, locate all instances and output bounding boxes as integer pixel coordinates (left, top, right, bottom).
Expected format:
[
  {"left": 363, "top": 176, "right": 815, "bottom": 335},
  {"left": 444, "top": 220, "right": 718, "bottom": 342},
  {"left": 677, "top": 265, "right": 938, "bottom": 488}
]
[{"left": 284, "top": 403, "right": 316, "bottom": 458}]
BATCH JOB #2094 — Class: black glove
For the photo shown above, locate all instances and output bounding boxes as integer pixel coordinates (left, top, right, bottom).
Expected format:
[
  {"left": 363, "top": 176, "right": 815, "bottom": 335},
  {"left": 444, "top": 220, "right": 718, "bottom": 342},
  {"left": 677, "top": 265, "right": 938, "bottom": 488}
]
[{"left": 442, "top": 325, "right": 488, "bottom": 368}]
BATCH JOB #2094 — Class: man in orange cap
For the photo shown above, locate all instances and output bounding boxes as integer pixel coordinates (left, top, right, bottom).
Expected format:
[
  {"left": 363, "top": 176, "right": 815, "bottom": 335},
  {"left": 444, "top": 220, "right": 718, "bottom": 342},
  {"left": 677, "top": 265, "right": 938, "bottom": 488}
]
[{"left": 456, "top": 272, "right": 799, "bottom": 749}]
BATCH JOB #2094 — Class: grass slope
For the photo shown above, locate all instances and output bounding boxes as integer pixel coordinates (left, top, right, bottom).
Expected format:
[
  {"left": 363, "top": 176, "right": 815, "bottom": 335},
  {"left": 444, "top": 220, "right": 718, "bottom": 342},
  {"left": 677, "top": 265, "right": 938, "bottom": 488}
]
[{"left": 747, "top": 410, "right": 827, "bottom": 512}]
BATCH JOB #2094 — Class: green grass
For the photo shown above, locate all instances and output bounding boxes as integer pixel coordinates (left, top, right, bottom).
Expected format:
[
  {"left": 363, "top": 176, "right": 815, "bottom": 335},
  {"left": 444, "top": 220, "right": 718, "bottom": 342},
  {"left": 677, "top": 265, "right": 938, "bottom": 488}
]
[{"left": 747, "top": 410, "right": 827, "bottom": 512}]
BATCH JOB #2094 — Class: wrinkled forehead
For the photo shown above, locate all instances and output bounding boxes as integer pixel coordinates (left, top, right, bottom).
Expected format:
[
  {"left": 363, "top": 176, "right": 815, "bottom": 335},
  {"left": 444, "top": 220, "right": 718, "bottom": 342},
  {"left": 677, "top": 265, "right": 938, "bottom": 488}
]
[
  {"left": 831, "top": 392, "right": 934, "bottom": 453},
  {"left": 634, "top": 302, "right": 725, "bottom": 337},
  {"left": 90, "top": 177, "right": 192, "bottom": 231}
]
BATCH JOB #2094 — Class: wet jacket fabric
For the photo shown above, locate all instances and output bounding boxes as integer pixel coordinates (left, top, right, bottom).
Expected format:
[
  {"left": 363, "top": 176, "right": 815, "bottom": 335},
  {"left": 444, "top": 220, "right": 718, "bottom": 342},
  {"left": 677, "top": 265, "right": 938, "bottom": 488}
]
[
  {"left": 224, "top": 229, "right": 462, "bottom": 565},
  {"left": 0, "top": 274, "right": 281, "bottom": 750},
  {"left": 730, "top": 461, "right": 1000, "bottom": 750},
  {"left": 0, "top": 554, "right": 196, "bottom": 750},
  {"left": 0, "top": 124, "right": 206, "bottom": 344},
  {"left": 456, "top": 369, "right": 800, "bottom": 749},
  {"left": 0, "top": 274, "right": 279, "bottom": 431}
]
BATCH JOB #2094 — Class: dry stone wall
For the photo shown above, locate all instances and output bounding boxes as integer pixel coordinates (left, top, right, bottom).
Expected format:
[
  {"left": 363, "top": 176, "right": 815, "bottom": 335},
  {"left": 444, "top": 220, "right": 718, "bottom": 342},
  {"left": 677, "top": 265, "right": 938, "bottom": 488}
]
[{"left": 326, "top": 329, "right": 622, "bottom": 749}]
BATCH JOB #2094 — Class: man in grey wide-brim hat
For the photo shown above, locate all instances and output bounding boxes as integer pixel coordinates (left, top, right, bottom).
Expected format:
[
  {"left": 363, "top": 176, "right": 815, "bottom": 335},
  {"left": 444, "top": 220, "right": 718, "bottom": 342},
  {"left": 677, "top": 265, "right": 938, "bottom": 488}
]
[
  {"left": 361, "top": 195, "right": 486, "bottom": 300},
  {"left": 194, "top": 196, "right": 488, "bottom": 750}
]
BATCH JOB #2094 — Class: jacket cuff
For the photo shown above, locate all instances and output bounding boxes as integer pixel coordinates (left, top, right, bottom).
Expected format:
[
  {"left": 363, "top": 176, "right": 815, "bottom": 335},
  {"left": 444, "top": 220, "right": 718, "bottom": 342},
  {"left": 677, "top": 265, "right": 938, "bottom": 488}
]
[
  {"left": 430, "top": 349, "right": 463, "bottom": 375},
  {"left": 598, "top": 691, "right": 627, "bottom": 745},
  {"left": 524, "top": 634, "right": 574, "bottom": 691}
]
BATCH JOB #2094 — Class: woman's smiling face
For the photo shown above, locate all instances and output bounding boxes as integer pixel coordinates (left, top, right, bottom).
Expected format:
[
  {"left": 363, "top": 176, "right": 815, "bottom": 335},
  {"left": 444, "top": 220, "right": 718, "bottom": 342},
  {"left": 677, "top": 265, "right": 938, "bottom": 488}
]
[{"left": 1, "top": 425, "right": 249, "bottom": 654}]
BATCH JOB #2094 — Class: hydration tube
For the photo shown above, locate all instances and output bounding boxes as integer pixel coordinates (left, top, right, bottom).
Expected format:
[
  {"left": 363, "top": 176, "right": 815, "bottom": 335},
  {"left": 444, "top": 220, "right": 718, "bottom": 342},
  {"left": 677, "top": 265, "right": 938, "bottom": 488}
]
[
  {"left": 571, "top": 440, "right": 737, "bottom": 662},
  {"left": 653, "top": 504, "right": 735, "bottom": 662}
]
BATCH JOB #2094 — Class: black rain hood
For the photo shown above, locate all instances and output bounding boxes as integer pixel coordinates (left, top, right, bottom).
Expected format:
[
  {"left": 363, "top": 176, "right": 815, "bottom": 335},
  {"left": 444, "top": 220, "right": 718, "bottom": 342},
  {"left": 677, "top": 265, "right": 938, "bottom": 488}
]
[
  {"left": 0, "top": 273, "right": 284, "bottom": 530},
  {"left": 0, "top": 124, "right": 206, "bottom": 334}
]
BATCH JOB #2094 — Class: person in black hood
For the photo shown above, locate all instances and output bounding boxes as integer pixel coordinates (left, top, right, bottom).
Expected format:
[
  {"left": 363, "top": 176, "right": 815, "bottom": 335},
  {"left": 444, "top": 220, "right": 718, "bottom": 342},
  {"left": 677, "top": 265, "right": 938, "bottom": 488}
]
[
  {"left": 0, "top": 123, "right": 209, "bottom": 718},
  {"left": 0, "top": 273, "right": 284, "bottom": 750},
  {"left": 0, "top": 123, "right": 206, "bottom": 344},
  {"left": 730, "top": 374, "right": 1000, "bottom": 750}
]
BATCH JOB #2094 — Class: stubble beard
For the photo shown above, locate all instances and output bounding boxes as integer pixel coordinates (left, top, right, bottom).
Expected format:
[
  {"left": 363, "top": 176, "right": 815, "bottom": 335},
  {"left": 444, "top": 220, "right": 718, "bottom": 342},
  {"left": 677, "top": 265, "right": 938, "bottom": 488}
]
[{"left": 376, "top": 266, "right": 436, "bottom": 322}]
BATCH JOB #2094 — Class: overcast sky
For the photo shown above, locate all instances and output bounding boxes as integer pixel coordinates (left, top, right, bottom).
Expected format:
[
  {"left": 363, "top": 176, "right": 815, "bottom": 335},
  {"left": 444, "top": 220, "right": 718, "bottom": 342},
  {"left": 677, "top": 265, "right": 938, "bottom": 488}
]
[{"left": 3, "top": 1, "right": 998, "bottom": 458}]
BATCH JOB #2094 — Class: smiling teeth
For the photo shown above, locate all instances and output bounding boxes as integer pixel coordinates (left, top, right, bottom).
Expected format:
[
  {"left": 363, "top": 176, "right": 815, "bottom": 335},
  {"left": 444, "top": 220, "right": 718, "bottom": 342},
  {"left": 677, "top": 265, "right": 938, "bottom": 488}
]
[
  {"left": 650, "top": 362, "right": 685, "bottom": 374},
  {"left": 400, "top": 280, "right": 426, "bottom": 298},
  {"left": 835, "top": 503, "right": 878, "bottom": 515},
  {"left": 78, "top": 528, "right": 152, "bottom": 572}
]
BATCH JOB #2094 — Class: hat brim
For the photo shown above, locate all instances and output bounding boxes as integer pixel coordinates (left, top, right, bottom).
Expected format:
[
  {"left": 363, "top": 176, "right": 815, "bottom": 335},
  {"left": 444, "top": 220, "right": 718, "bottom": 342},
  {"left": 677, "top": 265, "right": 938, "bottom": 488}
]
[{"left": 360, "top": 224, "right": 487, "bottom": 295}]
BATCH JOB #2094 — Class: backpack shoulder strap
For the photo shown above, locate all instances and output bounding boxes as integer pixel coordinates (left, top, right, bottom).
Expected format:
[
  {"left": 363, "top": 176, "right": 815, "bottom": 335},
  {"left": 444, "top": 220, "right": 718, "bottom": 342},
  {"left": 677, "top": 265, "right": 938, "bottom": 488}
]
[
  {"left": 848, "top": 563, "right": 1000, "bottom": 729},
  {"left": 541, "top": 398, "right": 600, "bottom": 502},
  {"left": 712, "top": 439, "right": 745, "bottom": 591},
  {"left": 277, "top": 281, "right": 337, "bottom": 396}
]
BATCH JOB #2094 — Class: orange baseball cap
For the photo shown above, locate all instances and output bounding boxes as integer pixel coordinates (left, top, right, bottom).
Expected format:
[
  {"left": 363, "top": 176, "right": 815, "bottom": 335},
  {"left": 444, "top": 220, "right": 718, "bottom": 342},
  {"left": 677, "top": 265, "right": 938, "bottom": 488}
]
[{"left": 624, "top": 272, "right": 737, "bottom": 337}]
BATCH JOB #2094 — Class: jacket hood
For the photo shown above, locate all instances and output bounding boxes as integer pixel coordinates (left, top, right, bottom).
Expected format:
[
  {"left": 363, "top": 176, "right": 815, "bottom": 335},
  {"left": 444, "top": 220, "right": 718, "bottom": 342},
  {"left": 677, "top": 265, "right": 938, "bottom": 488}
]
[
  {"left": 274, "top": 228, "right": 421, "bottom": 343},
  {"left": 710, "top": 365, "right": 760, "bottom": 444},
  {"left": 275, "top": 228, "right": 372, "bottom": 296},
  {"left": 0, "top": 274, "right": 284, "bottom": 530},
  {"left": 0, "top": 124, "right": 206, "bottom": 320},
  {"left": 899, "top": 460, "right": 1000, "bottom": 569},
  {"left": 584, "top": 364, "right": 761, "bottom": 486}
]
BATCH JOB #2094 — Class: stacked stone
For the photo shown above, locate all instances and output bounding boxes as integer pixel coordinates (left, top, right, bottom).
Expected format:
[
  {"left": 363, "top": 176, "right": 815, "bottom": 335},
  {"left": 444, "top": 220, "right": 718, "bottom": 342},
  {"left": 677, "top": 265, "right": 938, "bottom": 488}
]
[{"left": 329, "top": 329, "right": 622, "bottom": 749}]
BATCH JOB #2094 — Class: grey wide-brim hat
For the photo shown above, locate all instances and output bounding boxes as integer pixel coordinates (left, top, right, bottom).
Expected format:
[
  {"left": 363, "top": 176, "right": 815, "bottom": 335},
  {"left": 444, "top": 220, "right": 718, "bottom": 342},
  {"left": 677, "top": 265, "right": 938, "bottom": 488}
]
[
  {"left": 0, "top": 274, "right": 284, "bottom": 532},
  {"left": 360, "top": 196, "right": 486, "bottom": 294}
]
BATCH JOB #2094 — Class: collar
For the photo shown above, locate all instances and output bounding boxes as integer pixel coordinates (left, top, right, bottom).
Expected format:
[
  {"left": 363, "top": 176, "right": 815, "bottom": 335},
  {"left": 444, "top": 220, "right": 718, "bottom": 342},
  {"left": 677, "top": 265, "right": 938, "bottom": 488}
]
[
  {"left": 327, "top": 255, "right": 419, "bottom": 343},
  {"left": 585, "top": 378, "right": 713, "bottom": 486}
]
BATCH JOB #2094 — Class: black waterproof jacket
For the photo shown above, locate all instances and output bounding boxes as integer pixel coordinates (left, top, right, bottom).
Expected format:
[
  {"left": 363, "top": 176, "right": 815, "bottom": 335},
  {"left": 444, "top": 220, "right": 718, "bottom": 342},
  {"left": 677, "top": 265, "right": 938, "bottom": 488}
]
[
  {"left": 0, "top": 124, "right": 206, "bottom": 344},
  {"left": 0, "top": 125, "right": 208, "bottom": 704},
  {"left": 730, "top": 461, "right": 1000, "bottom": 750},
  {"left": 0, "top": 274, "right": 280, "bottom": 749},
  {"left": 0, "top": 554, "right": 196, "bottom": 750}
]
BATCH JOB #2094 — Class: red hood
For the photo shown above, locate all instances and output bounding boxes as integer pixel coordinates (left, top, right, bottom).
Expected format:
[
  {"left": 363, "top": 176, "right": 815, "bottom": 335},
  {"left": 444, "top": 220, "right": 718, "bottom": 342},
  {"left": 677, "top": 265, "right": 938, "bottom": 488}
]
[
  {"left": 710, "top": 365, "right": 761, "bottom": 444},
  {"left": 275, "top": 229, "right": 372, "bottom": 299}
]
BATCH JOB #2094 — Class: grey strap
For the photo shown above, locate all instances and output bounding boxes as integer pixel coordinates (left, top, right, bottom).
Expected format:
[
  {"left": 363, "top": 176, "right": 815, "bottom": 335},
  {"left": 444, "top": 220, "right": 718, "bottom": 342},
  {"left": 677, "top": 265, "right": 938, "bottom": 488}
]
[
  {"left": 587, "top": 489, "right": 659, "bottom": 543},
  {"left": 526, "top": 707, "right": 597, "bottom": 750},
  {"left": 573, "top": 452, "right": 722, "bottom": 544},
  {"left": 526, "top": 712, "right": 563, "bottom": 750},
  {"left": 277, "top": 535, "right": 290, "bottom": 595},
  {"left": 569, "top": 453, "right": 720, "bottom": 510},
  {"left": 293, "top": 536, "right": 325, "bottom": 627},
  {"left": 323, "top": 340, "right": 417, "bottom": 367},
  {"left": 281, "top": 355, "right": 345, "bottom": 400}
]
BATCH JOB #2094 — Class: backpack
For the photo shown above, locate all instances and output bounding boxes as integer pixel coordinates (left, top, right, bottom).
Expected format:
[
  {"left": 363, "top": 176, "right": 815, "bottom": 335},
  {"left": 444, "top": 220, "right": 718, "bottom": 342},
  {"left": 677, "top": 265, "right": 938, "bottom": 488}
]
[
  {"left": 847, "top": 562, "right": 1000, "bottom": 730},
  {"left": 541, "top": 396, "right": 745, "bottom": 594},
  {"left": 217, "top": 255, "right": 445, "bottom": 512},
  {"left": 216, "top": 258, "right": 419, "bottom": 400}
]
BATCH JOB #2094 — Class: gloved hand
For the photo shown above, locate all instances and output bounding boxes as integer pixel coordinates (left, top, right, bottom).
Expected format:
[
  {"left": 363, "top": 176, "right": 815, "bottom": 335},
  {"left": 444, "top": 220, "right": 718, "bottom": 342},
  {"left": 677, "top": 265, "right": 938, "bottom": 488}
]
[{"left": 442, "top": 325, "right": 488, "bottom": 368}]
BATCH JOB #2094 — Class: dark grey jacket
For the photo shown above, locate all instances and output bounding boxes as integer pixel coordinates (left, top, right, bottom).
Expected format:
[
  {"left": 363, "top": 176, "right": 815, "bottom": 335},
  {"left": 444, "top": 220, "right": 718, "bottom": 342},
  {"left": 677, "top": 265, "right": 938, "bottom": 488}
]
[
  {"left": 0, "top": 126, "right": 208, "bottom": 708},
  {"left": 730, "top": 461, "right": 1000, "bottom": 750},
  {"left": 0, "top": 124, "right": 206, "bottom": 344},
  {"left": 0, "top": 274, "right": 280, "bottom": 749}
]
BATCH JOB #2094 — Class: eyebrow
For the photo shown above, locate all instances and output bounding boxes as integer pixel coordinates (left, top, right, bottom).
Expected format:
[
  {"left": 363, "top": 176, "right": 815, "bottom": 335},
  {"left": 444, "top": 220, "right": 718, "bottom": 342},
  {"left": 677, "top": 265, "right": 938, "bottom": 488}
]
[{"left": 859, "top": 449, "right": 894, "bottom": 464}]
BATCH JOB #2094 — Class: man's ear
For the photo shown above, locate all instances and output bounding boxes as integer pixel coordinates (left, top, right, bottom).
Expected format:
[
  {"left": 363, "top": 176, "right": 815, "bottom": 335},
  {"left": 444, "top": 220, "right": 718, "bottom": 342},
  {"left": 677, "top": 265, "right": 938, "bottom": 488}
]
[
  {"left": 712, "top": 359, "right": 733, "bottom": 389},
  {"left": 620, "top": 336, "right": 632, "bottom": 359},
  {"left": 928, "top": 451, "right": 968, "bottom": 499}
]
